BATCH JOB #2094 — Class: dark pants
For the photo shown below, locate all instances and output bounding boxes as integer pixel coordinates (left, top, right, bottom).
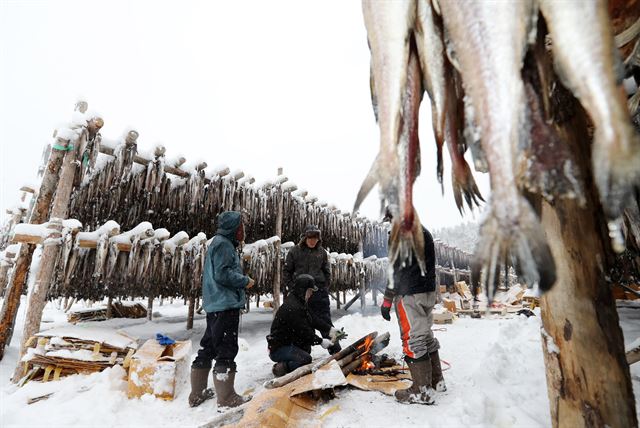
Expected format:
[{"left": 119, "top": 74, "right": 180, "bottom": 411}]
[
  {"left": 307, "top": 288, "right": 341, "bottom": 354},
  {"left": 270, "top": 345, "right": 312, "bottom": 373},
  {"left": 192, "top": 309, "right": 240, "bottom": 372},
  {"left": 307, "top": 288, "right": 333, "bottom": 327}
]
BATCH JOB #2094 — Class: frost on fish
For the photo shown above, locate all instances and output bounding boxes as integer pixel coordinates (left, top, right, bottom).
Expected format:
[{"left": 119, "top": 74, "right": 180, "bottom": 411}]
[{"left": 539, "top": 0, "right": 640, "bottom": 249}]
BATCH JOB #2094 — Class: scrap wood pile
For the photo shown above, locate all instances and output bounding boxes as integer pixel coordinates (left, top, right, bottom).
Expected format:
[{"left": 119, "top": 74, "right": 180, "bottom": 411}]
[
  {"left": 67, "top": 301, "right": 147, "bottom": 323},
  {"left": 63, "top": 128, "right": 388, "bottom": 256},
  {"left": 440, "top": 281, "right": 534, "bottom": 318},
  {"left": 210, "top": 331, "right": 411, "bottom": 428},
  {"left": 18, "top": 327, "right": 137, "bottom": 384}
]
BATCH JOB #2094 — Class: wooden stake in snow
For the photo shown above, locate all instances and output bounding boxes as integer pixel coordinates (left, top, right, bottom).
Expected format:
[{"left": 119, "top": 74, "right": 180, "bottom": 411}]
[
  {"left": 534, "top": 42, "right": 637, "bottom": 427},
  {"left": 0, "top": 107, "right": 91, "bottom": 360},
  {"left": 12, "top": 120, "right": 96, "bottom": 382}
]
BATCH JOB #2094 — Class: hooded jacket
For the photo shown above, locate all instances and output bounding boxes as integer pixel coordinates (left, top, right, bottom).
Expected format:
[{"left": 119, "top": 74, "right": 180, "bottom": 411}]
[
  {"left": 268, "top": 275, "right": 332, "bottom": 353},
  {"left": 202, "top": 211, "right": 250, "bottom": 313},
  {"left": 283, "top": 237, "right": 331, "bottom": 292}
]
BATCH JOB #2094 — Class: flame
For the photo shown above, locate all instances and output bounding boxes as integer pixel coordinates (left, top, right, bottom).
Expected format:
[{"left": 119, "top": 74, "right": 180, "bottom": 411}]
[{"left": 356, "top": 336, "right": 376, "bottom": 371}]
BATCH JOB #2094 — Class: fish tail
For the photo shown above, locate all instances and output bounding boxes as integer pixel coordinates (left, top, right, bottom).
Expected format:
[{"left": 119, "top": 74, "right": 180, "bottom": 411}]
[
  {"left": 592, "top": 114, "right": 640, "bottom": 235},
  {"left": 388, "top": 207, "right": 426, "bottom": 274},
  {"left": 451, "top": 161, "right": 485, "bottom": 215},
  {"left": 472, "top": 196, "right": 556, "bottom": 301}
]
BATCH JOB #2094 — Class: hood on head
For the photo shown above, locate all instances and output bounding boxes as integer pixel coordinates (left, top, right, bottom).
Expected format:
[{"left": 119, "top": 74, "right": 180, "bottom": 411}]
[
  {"left": 216, "top": 211, "right": 242, "bottom": 240},
  {"left": 299, "top": 224, "right": 322, "bottom": 247},
  {"left": 293, "top": 274, "right": 317, "bottom": 299}
]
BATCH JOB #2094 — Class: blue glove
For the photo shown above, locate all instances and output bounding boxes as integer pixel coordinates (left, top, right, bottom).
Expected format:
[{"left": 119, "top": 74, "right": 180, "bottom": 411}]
[{"left": 156, "top": 333, "right": 175, "bottom": 345}]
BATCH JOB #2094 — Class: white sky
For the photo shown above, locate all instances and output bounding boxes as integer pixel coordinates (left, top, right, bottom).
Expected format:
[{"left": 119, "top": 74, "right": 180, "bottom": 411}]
[{"left": 0, "top": 0, "right": 489, "bottom": 229}]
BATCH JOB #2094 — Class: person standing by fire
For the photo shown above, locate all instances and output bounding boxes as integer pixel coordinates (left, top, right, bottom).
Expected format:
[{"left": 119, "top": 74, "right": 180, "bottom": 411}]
[
  {"left": 283, "top": 224, "right": 342, "bottom": 354},
  {"left": 189, "top": 211, "right": 254, "bottom": 408},
  {"left": 380, "top": 212, "right": 446, "bottom": 405}
]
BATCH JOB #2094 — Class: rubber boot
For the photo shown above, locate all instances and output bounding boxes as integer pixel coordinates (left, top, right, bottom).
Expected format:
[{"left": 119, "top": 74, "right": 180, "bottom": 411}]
[
  {"left": 272, "top": 362, "right": 288, "bottom": 377},
  {"left": 430, "top": 350, "right": 447, "bottom": 392},
  {"left": 394, "top": 358, "right": 435, "bottom": 405},
  {"left": 213, "top": 369, "right": 251, "bottom": 409},
  {"left": 188, "top": 367, "right": 215, "bottom": 407}
]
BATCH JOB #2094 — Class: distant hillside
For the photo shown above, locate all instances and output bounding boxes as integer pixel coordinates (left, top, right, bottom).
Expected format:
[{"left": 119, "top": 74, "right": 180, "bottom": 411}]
[{"left": 433, "top": 222, "right": 479, "bottom": 253}]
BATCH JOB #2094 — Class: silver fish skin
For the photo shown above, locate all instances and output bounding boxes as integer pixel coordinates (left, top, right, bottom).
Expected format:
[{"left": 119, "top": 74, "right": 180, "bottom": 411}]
[
  {"left": 355, "top": 0, "right": 416, "bottom": 213},
  {"left": 415, "top": 0, "right": 446, "bottom": 186},
  {"left": 439, "top": 0, "right": 556, "bottom": 294},
  {"left": 389, "top": 36, "right": 427, "bottom": 277},
  {"left": 539, "top": 0, "right": 640, "bottom": 252}
]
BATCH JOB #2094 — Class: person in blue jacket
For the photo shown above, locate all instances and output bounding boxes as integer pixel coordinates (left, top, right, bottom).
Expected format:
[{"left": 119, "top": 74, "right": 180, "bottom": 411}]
[{"left": 189, "top": 211, "right": 254, "bottom": 408}]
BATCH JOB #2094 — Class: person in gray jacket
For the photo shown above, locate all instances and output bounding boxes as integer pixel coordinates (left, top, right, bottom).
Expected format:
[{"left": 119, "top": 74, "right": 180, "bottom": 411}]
[{"left": 189, "top": 211, "right": 254, "bottom": 408}]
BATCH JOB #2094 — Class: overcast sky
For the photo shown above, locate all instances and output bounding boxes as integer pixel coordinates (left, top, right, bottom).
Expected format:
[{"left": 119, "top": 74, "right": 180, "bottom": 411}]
[{"left": 0, "top": 0, "right": 489, "bottom": 230}]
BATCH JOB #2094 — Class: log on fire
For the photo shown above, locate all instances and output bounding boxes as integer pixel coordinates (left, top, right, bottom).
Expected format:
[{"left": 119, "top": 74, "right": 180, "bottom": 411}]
[{"left": 264, "top": 331, "right": 390, "bottom": 390}]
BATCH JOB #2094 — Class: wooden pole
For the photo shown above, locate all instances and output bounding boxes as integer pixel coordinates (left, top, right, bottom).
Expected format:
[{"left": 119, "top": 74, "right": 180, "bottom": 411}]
[
  {"left": 0, "top": 128, "right": 73, "bottom": 359},
  {"left": 520, "top": 19, "right": 640, "bottom": 425},
  {"left": 187, "top": 293, "right": 195, "bottom": 330},
  {"left": 0, "top": 244, "right": 34, "bottom": 360},
  {"left": 537, "top": 99, "right": 636, "bottom": 425},
  {"left": 12, "top": 126, "right": 86, "bottom": 381},
  {"left": 273, "top": 169, "right": 284, "bottom": 313}
]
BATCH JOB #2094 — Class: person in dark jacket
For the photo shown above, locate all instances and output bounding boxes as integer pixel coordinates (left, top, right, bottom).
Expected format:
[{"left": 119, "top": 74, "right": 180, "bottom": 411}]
[
  {"left": 268, "top": 274, "right": 337, "bottom": 376},
  {"left": 283, "top": 224, "right": 341, "bottom": 354},
  {"left": 189, "top": 211, "right": 254, "bottom": 408},
  {"left": 380, "top": 217, "right": 445, "bottom": 405}
]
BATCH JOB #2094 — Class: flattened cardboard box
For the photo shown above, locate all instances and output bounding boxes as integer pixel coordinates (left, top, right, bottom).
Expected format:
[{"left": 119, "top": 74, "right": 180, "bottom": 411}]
[{"left": 127, "top": 339, "right": 191, "bottom": 400}]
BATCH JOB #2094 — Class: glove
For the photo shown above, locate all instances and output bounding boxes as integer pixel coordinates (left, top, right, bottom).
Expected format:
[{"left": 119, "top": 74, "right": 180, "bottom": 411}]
[
  {"left": 329, "top": 327, "right": 348, "bottom": 342},
  {"left": 321, "top": 339, "right": 333, "bottom": 349},
  {"left": 156, "top": 333, "right": 175, "bottom": 345},
  {"left": 380, "top": 288, "right": 395, "bottom": 321}
]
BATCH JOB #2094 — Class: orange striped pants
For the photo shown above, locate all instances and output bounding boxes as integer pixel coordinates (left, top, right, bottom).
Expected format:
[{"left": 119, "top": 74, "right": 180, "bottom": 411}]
[{"left": 394, "top": 292, "right": 440, "bottom": 360}]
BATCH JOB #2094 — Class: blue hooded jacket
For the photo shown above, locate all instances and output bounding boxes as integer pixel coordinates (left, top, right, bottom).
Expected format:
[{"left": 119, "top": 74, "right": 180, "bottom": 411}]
[{"left": 202, "top": 211, "right": 249, "bottom": 313}]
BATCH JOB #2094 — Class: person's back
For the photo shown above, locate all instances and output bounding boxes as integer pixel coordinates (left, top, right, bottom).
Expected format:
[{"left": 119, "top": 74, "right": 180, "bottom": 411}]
[{"left": 391, "top": 226, "right": 436, "bottom": 296}]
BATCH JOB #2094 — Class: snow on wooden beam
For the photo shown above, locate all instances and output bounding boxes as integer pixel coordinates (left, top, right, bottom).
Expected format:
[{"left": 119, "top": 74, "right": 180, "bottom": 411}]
[{"left": 98, "top": 144, "right": 190, "bottom": 178}]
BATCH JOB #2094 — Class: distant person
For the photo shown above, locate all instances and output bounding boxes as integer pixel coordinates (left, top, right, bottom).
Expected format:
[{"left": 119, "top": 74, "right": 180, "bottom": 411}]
[
  {"left": 283, "top": 224, "right": 341, "bottom": 354},
  {"left": 380, "top": 211, "right": 445, "bottom": 405},
  {"left": 189, "top": 211, "right": 254, "bottom": 408},
  {"left": 267, "top": 274, "right": 344, "bottom": 376}
]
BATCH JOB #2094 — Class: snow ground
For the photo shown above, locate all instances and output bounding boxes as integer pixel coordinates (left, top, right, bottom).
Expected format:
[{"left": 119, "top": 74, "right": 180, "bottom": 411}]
[{"left": 1, "top": 297, "right": 638, "bottom": 428}]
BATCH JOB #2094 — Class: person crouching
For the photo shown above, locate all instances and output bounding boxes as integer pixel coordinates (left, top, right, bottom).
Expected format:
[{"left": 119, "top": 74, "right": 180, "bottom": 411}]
[{"left": 267, "top": 274, "right": 337, "bottom": 376}]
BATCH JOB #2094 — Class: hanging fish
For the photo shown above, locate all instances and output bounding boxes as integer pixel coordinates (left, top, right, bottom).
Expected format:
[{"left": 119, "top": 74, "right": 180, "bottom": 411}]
[
  {"left": 355, "top": 0, "right": 416, "bottom": 214},
  {"left": 438, "top": 0, "right": 556, "bottom": 296},
  {"left": 539, "top": 0, "right": 640, "bottom": 252}
]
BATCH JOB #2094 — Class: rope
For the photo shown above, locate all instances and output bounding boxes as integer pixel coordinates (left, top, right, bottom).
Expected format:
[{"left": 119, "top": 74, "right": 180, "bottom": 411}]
[
  {"left": 432, "top": 327, "right": 448, "bottom": 332},
  {"left": 441, "top": 359, "right": 451, "bottom": 371},
  {"left": 52, "top": 143, "right": 74, "bottom": 151}
]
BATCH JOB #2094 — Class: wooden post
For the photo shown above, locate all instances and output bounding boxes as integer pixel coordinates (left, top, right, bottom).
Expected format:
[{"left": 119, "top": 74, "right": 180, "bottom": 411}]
[
  {"left": 12, "top": 128, "right": 85, "bottom": 381},
  {"left": 537, "top": 100, "right": 636, "bottom": 425},
  {"left": 0, "top": 127, "right": 77, "bottom": 360},
  {"left": 187, "top": 293, "right": 195, "bottom": 330},
  {"left": 435, "top": 268, "right": 442, "bottom": 304},
  {"left": 272, "top": 168, "right": 284, "bottom": 313},
  {"left": 0, "top": 244, "right": 34, "bottom": 360},
  {"left": 106, "top": 296, "right": 113, "bottom": 318},
  {"left": 358, "top": 241, "right": 365, "bottom": 312},
  {"left": 147, "top": 296, "right": 154, "bottom": 321}
]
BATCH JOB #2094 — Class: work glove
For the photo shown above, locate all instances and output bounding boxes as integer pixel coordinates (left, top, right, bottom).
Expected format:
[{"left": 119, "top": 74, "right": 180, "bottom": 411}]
[
  {"left": 329, "top": 327, "right": 348, "bottom": 342},
  {"left": 380, "top": 288, "right": 395, "bottom": 322},
  {"left": 320, "top": 339, "right": 333, "bottom": 349},
  {"left": 156, "top": 333, "right": 175, "bottom": 346}
]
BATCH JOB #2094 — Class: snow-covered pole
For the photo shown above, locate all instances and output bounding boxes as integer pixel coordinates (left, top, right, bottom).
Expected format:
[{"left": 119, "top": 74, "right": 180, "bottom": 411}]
[
  {"left": 272, "top": 168, "right": 287, "bottom": 313},
  {"left": 0, "top": 104, "right": 98, "bottom": 362},
  {"left": 12, "top": 114, "right": 95, "bottom": 382}
]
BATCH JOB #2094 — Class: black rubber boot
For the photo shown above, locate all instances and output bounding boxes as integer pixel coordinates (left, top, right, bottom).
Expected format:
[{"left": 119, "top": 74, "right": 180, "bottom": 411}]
[
  {"left": 430, "top": 350, "right": 447, "bottom": 392},
  {"left": 213, "top": 369, "right": 251, "bottom": 409},
  {"left": 188, "top": 367, "right": 215, "bottom": 407},
  {"left": 272, "top": 362, "right": 288, "bottom": 377},
  {"left": 394, "top": 357, "right": 435, "bottom": 405}
]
